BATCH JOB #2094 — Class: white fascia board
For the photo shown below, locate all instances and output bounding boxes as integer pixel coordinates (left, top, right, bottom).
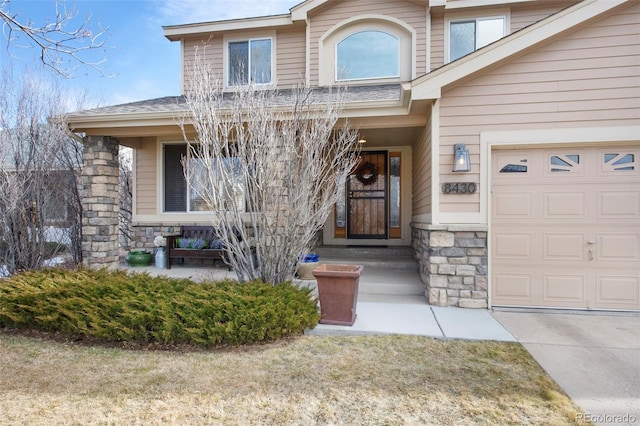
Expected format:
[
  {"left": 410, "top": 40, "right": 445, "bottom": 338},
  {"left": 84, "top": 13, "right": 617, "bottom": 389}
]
[
  {"left": 163, "top": 15, "right": 293, "bottom": 40},
  {"left": 412, "top": 0, "right": 630, "bottom": 100},
  {"left": 67, "top": 112, "right": 184, "bottom": 129},
  {"left": 444, "top": 0, "right": 536, "bottom": 9}
]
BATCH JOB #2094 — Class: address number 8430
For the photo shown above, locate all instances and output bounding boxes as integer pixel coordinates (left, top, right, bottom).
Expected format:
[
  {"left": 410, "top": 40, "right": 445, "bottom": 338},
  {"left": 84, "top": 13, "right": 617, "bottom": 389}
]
[{"left": 442, "top": 182, "right": 477, "bottom": 194}]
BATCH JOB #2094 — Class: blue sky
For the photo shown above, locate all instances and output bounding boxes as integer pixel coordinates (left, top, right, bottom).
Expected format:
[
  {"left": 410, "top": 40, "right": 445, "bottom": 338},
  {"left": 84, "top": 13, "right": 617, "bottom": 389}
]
[{"left": 1, "top": 0, "right": 300, "bottom": 109}]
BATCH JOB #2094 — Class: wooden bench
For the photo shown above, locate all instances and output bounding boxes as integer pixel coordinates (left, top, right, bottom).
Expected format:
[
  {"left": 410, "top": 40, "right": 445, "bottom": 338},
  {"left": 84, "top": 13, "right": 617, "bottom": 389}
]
[{"left": 166, "top": 226, "right": 230, "bottom": 270}]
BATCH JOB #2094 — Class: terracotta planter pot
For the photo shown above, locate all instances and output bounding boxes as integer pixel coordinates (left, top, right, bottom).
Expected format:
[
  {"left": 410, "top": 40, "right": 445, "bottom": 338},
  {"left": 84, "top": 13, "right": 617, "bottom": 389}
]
[{"left": 312, "top": 264, "right": 363, "bottom": 326}]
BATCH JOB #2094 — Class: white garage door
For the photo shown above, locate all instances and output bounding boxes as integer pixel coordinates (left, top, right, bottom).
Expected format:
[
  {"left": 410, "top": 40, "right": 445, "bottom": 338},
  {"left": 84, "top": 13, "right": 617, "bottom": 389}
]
[{"left": 491, "top": 145, "right": 640, "bottom": 310}]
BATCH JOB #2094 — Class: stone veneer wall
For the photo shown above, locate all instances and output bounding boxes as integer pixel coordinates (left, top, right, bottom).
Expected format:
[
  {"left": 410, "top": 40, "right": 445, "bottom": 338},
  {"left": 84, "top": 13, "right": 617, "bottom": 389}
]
[
  {"left": 128, "top": 224, "right": 179, "bottom": 252},
  {"left": 412, "top": 224, "right": 488, "bottom": 308},
  {"left": 81, "top": 136, "right": 120, "bottom": 268},
  {"left": 125, "top": 224, "right": 213, "bottom": 266}
]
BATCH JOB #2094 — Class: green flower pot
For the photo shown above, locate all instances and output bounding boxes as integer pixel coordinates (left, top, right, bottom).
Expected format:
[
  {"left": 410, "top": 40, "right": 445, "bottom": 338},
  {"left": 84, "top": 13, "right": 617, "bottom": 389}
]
[{"left": 125, "top": 250, "right": 152, "bottom": 267}]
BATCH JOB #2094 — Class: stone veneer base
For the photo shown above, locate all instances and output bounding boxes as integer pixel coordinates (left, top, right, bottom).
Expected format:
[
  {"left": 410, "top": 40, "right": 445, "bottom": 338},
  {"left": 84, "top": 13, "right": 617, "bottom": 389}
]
[{"left": 412, "top": 223, "right": 488, "bottom": 309}]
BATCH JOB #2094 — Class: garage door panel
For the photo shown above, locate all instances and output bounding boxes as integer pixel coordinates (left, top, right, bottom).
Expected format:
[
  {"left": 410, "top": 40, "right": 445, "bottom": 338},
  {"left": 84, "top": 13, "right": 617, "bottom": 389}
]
[
  {"left": 493, "top": 233, "right": 532, "bottom": 260},
  {"left": 597, "top": 233, "right": 639, "bottom": 261},
  {"left": 598, "top": 191, "right": 640, "bottom": 218},
  {"left": 493, "top": 192, "right": 533, "bottom": 218},
  {"left": 596, "top": 276, "right": 640, "bottom": 308},
  {"left": 491, "top": 145, "right": 640, "bottom": 311},
  {"left": 544, "top": 192, "right": 586, "bottom": 218},
  {"left": 544, "top": 152, "right": 585, "bottom": 176},
  {"left": 598, "top": 150, "right": 638, "bottom": 176},
  {"left": 493, "top": 153, "right": 534, "bottom": 177},
  {"left": 544, "top": 275, "right": 586, "bottom": 303},
  {"left": 493, "top": 273, "right": 532, "bottom": 300},
  {"left": 544, "top": 233, "right": 585, "bottom": 260}
]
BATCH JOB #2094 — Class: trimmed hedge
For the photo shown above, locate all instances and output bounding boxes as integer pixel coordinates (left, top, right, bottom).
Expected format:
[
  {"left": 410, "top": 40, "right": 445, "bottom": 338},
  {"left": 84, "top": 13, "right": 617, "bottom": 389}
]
[{"left": 0, "top": 268, "right": 320, "bottom": 346}]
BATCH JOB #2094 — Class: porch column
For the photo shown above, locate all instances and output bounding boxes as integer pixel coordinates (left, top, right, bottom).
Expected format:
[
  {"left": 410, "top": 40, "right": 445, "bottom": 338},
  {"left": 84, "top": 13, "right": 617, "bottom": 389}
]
[
  {"left": 412, "top": 224, "right": 488, "bottom": 309},
  {"left": 81, "top": 136, "right": 120, "bottom": 268}
]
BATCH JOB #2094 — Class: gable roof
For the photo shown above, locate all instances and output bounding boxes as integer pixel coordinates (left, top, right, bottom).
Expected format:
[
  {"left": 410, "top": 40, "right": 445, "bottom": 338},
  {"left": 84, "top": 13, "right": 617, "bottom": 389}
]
[{"left": 412, "top": 0, "right": 632, "bottom": 99}]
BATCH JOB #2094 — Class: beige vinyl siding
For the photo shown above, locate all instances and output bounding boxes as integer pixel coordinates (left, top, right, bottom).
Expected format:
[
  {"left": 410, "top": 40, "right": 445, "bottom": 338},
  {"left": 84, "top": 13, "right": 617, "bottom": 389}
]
[
  {"left": 429, "top": 13, "right": 445, "bottom": 71},
  {"left": 308, "top": 0, "right": 427, "bottom": 86},
  {"left": 438, "top": 2, "right": 640, "bottom": 215},
  {"left": 412, "top": 123, "right": 432, "bottom": 217},
  {"left": 182, "top": 37, "right": 224, "bottom": 93},
  {"left": 510, "top": 1, "right": 578, "bottom": 32},
  {"left": 430, "top": 1, "right": 578, "bottom": 71},
  {"left": 182, "top": 29, "right": 304, "bottom": 91},
  {"left": 135, "top": 138, "right": 157, "bottom": 215},
  {"left": 275, "top": 28, "right": 306, "bottom": 88}
]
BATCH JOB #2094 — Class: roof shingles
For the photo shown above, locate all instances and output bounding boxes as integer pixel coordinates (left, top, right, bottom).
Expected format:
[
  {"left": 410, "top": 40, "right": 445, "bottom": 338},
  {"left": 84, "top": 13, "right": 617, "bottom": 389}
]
[{"left": 69, "top": 84, "right": 403, "bottom": 119}]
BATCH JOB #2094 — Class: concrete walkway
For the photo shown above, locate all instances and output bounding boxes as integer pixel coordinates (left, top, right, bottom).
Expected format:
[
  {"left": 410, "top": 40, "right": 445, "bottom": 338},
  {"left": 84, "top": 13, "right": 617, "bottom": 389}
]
[
  {"left": 493, "top": 311, "right": 640, "bottom": 425},
  {"left": 305, "top": 297, "right": 516, "bottom": 342},
  {"left": 123, "top": 264, "right": 516, "bottom": 342}
]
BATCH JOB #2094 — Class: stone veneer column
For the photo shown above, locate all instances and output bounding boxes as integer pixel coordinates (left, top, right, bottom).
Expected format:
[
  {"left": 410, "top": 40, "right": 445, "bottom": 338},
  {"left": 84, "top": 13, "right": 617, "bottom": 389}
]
[
  {"left": 412, "top": 224, "right": 488, "bottom": 308},
  {"left": 81, "top": 136, "right": 120, "bottom": 268}
]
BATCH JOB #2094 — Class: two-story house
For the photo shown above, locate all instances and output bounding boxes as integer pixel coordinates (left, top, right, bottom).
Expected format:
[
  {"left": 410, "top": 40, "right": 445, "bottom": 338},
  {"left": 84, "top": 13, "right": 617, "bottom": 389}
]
[{"left": 67, "top": 0, "right": 639, "bottom": 311}]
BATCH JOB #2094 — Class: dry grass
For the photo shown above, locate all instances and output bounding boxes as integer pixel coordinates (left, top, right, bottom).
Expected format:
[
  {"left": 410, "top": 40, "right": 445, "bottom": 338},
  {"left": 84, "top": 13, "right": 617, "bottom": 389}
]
[{"left": 0, "top": 333, "right": 586, "bottom": 425}]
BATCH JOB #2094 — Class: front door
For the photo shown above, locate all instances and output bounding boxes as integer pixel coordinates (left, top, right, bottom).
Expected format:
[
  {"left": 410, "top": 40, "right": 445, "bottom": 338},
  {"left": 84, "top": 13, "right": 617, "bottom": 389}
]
[{"left": 347, "top": 151, "right": 387, "bottom": 239}]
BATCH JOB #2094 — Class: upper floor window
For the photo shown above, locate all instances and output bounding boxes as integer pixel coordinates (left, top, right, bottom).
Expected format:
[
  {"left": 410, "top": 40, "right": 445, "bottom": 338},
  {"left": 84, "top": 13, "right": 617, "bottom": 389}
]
[
  {"left": 449, "top": 16, "right": 505, "bottom": 62},
  {"left": 336, "top": 31, "right": 399, "bottom": 81},
  {"left": 228, "top": 38, "right": 272, "bottom": 86}
]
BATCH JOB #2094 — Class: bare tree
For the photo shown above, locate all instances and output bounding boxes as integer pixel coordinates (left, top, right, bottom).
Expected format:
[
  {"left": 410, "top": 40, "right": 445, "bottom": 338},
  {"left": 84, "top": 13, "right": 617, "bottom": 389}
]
[
  {"left": 178, "top": 55, "right": 360, "bottom": 284},
  {"left": 0, "top": 0, "right": 108, "bottom": 77},
  {"left": 0, "top": 69, "right": 83, "bottom": 274}
]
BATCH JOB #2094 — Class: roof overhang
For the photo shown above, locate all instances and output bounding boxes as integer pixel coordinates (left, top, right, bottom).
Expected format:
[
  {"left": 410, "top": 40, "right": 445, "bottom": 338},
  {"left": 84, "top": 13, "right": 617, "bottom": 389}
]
[
  {"left": 66, "top": 84, "right": 422, "bottom": 138},
  {"left": 413, "top": 0, "right": 631, "bottom": 100},
  {"left": 429, "top": 0, "right": 537, "bottom": 9},
  {"left": 163, "top": 14, "right": 294, "bottom": 41}
]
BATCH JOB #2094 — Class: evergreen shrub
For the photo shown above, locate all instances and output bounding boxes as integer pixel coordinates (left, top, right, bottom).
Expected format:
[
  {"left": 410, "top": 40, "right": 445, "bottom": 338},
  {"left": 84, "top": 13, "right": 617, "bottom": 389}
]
[{"left": 0, "top": 268, "right": 320, "bottom": 346}]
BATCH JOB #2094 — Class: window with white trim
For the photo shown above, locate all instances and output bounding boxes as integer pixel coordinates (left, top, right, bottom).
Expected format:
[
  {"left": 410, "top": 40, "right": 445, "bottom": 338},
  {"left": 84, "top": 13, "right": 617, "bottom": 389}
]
[
  {"left": 227, "top": 38, "right": 272, "bottom": 86},
  {"left": 449, "top": 16, "right": 505, "bottom": 62},
  {"left": 336, "top": 31, "right": 399, "bottom": 81},
  {"left": 163, "top": 144, "right": 247, "bottom": 213}
]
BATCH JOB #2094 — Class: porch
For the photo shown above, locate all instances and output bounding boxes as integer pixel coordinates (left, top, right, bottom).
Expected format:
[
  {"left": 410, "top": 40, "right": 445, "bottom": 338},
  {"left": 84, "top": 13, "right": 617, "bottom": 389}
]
[{"left": 121, "top": 246, "right": 513, "bottom": 341}]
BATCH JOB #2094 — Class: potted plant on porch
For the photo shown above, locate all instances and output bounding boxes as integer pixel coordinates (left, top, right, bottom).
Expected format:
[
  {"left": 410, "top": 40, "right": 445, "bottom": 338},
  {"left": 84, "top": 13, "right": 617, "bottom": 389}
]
[
  {"left": 125, "top": 250, "right": 152, "bottom": 267},
  {"left": 154, "top": 235, "right": 167, "bottom": 268},
  {"left": 312, "top": 263, "right": 364, "bottom": 326}
]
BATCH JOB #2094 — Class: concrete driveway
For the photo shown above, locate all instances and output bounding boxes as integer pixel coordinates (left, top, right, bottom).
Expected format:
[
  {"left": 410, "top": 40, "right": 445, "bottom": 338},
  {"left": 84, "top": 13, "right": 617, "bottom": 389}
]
[{"left": 493, "top": 311, "right": 640, "bottom": 426}]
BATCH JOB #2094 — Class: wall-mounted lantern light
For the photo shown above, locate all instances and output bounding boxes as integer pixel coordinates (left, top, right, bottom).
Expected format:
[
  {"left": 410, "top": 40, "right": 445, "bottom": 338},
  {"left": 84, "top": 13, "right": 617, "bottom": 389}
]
[{"left": 452, "top": 144, "right": 471, "bottom": 172}]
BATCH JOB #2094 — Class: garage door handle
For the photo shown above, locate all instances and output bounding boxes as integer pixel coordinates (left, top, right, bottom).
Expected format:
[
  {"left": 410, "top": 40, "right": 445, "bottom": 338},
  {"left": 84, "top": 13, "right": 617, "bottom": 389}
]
[{"left": 587, "top": 241, "right": 596, "bottom": 245}]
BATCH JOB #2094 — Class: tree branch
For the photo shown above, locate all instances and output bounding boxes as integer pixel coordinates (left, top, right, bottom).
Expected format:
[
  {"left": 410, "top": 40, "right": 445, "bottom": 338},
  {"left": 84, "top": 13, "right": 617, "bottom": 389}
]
[{"left": 0, "top": 0, "right": 110, "bottom": 77}]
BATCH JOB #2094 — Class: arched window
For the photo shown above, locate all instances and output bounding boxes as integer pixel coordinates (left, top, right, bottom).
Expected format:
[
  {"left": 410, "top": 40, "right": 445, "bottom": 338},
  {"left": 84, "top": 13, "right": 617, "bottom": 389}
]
[{"left": 336, "top": 31, "right": 399, "bottom": 81}]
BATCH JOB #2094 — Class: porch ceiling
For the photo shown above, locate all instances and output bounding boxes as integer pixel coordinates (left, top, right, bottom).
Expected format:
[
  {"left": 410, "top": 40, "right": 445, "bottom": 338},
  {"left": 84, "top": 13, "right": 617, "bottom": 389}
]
[{"left": 357, "top": 127, "right": 423, "bottom": 148}]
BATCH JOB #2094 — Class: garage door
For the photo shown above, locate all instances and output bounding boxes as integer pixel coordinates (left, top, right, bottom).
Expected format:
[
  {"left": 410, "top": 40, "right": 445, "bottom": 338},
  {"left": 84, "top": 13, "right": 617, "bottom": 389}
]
[{"left": 491, "top": 145, "right": 640, "bottom": 310}]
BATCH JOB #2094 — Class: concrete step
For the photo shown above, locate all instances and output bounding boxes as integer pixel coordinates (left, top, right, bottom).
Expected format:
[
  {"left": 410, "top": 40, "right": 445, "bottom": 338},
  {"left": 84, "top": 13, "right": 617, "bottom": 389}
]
[
  {"left": 304, "top": 246, "right": 424, "bottom": 297},
  {"left": 315, "top": 245, "right": 414, "bottom": 258},
  {"left": 299, "top": 271, "right": 425, "bottom": 298},
  {"left": 358, "top": 267, "right": 424, "bottom": 296},
  {"left": 314, "top": 246, "right": 419, "bottom": 272}
]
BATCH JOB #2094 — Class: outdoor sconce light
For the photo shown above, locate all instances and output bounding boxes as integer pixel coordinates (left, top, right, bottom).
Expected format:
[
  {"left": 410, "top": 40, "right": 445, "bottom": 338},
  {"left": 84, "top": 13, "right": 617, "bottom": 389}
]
[{"left": 452, "top": 144, "right": 471, "bottom": 172}]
